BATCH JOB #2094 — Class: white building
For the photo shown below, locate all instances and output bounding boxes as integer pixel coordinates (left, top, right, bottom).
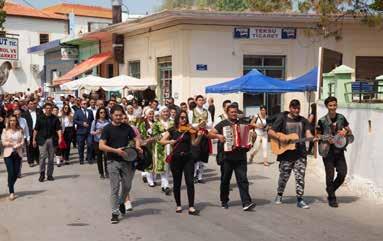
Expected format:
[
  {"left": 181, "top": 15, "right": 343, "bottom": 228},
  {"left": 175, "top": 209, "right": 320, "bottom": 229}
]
[
  {"left": 0, "top": 2, "right": 68, "bottom": 93},
  {"left": 104, "top": 10, "right": 383, "bottom": 116}
]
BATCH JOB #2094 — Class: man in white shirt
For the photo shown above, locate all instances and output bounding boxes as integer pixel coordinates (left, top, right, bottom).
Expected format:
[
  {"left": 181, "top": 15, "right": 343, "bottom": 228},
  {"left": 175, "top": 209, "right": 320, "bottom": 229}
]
[
  {"left": 188, "top": 95, "right": 213, "bottom": 183},
  {"left": 22, "top": 99, "right": 41, "bottom": 167},
  {"left": 88, "top": 99, "right": 98, "bottom": 120}
]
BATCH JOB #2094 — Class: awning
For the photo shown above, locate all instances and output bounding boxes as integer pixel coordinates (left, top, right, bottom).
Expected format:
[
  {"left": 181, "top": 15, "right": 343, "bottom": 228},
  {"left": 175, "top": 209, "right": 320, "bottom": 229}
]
[
  {"left": 53, "top": 51, "right": 112, "bottom": 86},
  {"left": 28, "top": 39, "right": 61, "bottom": 54}
]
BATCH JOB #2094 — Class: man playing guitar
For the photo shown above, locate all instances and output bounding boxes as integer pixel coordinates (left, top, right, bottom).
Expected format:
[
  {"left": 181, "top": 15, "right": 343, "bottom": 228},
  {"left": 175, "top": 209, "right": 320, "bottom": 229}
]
[
  {"left": 268, "top": 99, "right": 314, "bottom": 209},
  {"left": 317, "top": 96, "right": 352, "bottom": 208}
]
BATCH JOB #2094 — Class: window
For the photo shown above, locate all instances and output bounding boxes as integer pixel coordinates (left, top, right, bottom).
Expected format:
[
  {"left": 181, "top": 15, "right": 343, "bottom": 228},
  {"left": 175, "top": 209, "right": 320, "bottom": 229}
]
[
  {"left": 158, "top": 56, "right": 172, "bottom": 103},
  {"left": 107, "top": 64, "right": 114, "bottom": 78},
  {"left": 39, "top": 34, "right": 49, "bottom": 44},
  {"left": 128, "top": 61, "right": 141, "bottom": 79},
  {"left": 243, "top": 55, "right": 286, "bottom": 115},
  {"left": 356, "top": 56, "right": 383, "bottom": 81}
]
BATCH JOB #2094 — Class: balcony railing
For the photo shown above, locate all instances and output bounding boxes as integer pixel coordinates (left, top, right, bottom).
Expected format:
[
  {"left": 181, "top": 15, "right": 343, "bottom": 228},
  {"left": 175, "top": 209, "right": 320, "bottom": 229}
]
[{"left": 345, "top": 81, "right": 383, "bottom": 103}]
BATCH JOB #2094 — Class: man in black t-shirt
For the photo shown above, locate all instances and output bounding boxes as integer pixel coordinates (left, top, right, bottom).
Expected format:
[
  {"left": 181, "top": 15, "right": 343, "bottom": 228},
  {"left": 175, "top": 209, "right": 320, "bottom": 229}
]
[
  {"left": 317, "top": 96, "right": 352, "bottom": 208},
  {"left": 99, "top": 105, "right": 142, "bottom": 224},
  {"left": 209, "top": 104, "right": 255, "bottom": 211},
  {"left": 268, "top": 99, "right": 313, "bottom": 209}
]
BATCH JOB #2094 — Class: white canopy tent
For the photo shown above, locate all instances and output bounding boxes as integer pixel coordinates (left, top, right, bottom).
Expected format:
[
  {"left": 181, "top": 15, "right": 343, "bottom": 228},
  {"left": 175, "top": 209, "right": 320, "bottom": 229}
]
[
  {"left": 109, "top": 75, "right": 156, "bottom": 91},
  {"left": 60, "top": 75, "right": 156, "bottom": 91}
]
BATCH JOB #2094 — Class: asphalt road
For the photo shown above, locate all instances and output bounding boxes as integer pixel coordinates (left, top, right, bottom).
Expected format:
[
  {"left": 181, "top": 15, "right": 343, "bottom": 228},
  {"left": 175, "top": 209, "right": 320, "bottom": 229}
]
[{"left": 0, "top": 150, "right": 382, "bottom": 241}]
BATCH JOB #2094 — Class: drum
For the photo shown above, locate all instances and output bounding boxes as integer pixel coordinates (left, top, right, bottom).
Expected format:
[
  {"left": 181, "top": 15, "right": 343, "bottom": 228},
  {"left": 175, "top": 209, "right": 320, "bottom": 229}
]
[
  {"left": 134, "top": 146, "right": 152, "bottom": 171},
  {"left": 122, "top": 147, "right": 138, "bottom": 162}
]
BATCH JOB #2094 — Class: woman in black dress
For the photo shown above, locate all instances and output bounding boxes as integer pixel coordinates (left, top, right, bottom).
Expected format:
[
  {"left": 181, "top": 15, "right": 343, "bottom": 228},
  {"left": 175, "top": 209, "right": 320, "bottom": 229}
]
[{"left": 160, "top": 110, "right": 202, "bottom": 215}]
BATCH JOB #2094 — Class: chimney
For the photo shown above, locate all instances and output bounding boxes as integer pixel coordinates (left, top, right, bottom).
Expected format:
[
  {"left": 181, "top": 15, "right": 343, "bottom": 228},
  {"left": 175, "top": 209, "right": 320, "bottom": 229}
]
[{"left": 111, "top": 0, "right": 122, "bottom": 24}]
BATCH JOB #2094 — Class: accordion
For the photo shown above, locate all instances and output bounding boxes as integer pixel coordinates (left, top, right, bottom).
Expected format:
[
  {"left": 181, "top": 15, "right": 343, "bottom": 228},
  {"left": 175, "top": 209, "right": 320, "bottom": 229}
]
[{"left": 222, "top": 124, "right": 253, "bottom": 152}]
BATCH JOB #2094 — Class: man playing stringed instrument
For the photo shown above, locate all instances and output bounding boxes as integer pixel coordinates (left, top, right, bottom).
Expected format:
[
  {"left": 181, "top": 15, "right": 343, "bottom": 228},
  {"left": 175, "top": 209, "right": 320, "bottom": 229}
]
[
  {"left": 268, "top": 99, "right": 314, "bottom": 209},
  {"left": 317, "top": 96, "right": 353, "bottom": 208}
]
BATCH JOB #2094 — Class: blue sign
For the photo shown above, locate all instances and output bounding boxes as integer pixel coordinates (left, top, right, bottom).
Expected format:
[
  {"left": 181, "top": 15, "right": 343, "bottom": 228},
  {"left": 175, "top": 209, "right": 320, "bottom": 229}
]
[
  {"left": 196, "top": 64, "right": 208, "bottom": 71},
  {"left": 282, "top": 28, "right": 296, "bottom": 39},
  {"left": 234, "top": 28, "right": 250, "bottom": 39}
]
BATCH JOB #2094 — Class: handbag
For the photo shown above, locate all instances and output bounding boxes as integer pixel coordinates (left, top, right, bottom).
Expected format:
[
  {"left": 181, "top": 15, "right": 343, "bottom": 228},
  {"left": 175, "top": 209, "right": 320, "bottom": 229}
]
[
  {"left": 58, "top": 133, "right": 67, "bottom": 150},
  {"left": 165, "top": 132, "right": 185, "bottom": 164}
]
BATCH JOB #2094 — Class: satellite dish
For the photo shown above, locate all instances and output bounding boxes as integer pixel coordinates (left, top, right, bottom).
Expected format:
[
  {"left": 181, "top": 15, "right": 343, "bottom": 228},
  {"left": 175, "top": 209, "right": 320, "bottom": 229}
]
[{"left": 0, "top": 62, "right": 12, "bottom": 86}]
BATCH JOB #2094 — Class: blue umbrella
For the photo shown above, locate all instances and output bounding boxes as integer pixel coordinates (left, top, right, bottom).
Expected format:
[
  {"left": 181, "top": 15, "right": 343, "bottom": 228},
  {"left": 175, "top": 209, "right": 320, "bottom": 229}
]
[
  {"left": 288, "top": 67, "right": 318, "bottom": 91},
  {"left": 205, "top": 69, "right": 303, "bottom": 94}
]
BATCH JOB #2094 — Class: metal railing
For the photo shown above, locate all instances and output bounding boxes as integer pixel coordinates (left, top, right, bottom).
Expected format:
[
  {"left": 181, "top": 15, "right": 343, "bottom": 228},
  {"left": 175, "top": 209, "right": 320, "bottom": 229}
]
[{"left": 344, "top": 80, "right": 383, "bottom": 103}]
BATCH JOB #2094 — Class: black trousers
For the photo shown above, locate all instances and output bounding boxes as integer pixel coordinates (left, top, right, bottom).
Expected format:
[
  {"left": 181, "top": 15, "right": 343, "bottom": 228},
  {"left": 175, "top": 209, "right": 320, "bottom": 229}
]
[
  {"left": 94, "top": 141, "right": 108, "bottom": 176},
  {"left": 27, "top": 139, "right": 40, "bottom": 165},
  {"left": 323, "top": 149, "right": 347, "bottom": 198},
  {"left": 170, "top": 153, "right": 195, "bottom": 207},
  {"left": 220, "top": 159, "right": 252, "bottom": 206},
  {"left": 62, "top": 127, "right": 74, "bottom": 161}
]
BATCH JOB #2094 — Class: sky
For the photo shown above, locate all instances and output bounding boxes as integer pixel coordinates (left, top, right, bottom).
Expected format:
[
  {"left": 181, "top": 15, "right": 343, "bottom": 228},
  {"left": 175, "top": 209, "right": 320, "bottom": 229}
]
[{"left": 12, "top": 0, "right": 161, "bottom": 14}]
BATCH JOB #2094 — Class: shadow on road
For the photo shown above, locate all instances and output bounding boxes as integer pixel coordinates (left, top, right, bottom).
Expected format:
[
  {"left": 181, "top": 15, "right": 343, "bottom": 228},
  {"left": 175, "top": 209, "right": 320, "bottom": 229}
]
[
  {"left": 122, "top": 208, "right": 162, "bottom": 219},
  {"left": 54, "top": 174, "right": 80, "bottom": 180},
  {"left": 21, "top": 171, "right": 40, "bottom": 177},
  {"left": 281, "top": 195, "right": 360, "bottom": 205},
  {"left": 0, "top": 190, "right": 47, "bottom": 200},
  {"left": 132, "top": 197, "right": 166, "bottom": 207}
]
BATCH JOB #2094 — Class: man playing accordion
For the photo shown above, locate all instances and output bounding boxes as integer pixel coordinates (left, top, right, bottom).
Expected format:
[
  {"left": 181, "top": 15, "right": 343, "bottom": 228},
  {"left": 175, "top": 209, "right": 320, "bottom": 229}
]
[{"left": 208, "top": 104, "right": 256, "bottom": 211}]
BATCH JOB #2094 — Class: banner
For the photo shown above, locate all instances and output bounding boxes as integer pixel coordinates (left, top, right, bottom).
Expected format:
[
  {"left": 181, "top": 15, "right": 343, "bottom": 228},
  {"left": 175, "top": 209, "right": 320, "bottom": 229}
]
[
  {"left": 0, "top": 37, "right": 19, "bottom": 60},
  {"left": 61, "top": 47, "right": 79, "bottom": 61},
  {"left": 234, "top": 27, "right": 296, "bottom": 40}
]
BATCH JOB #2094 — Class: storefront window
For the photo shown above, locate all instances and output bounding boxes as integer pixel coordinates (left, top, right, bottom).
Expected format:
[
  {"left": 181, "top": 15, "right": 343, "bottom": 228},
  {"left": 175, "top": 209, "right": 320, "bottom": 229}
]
[
  {"left": 243, "top": 55, "right": 286, "bottom": 116},
  {"left": 157, "top": 56, "right": 172, "bottom": 103},
  {"left": 128, "top": 61, "right": 141, "bottom": 79}
]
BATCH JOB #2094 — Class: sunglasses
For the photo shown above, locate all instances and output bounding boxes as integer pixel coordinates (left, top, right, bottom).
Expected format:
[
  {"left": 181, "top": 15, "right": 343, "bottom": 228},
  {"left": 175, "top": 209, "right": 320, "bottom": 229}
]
[
  {"left": 99, "top": 111, "right": 106, "bottom": 114},
  {"left": 180, "top": 116, "right": 187, "bottom": 120}
]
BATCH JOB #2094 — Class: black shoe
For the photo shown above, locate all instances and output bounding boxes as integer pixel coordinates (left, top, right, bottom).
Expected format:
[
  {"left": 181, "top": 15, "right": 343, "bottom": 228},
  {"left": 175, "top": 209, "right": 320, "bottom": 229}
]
[
  {"left": 57, "top": 164, "right": 62, "bottom": 167},
  {"left": 105, "top": 173, "right": 109, "bottom": 179},
  {"left": 100, "top": 174, "right": 105, "bottom": 179},
  {"left": 197, "top": 179, "right": 205, "bottom": 184},
  {"left": 39, "top": 173, "right": 45, "bottom": 182},
  {"left": 119, "top": 203, "right": 126, "bottom": 215},
  {"left": 80, "top": 162, "right": 84, "bottom": 165},
  {"left": 221, "top": 202, "right": 229, "bottom": 209},
  {"left": 142, "top": 176, "right": 148, "bottom": 183},
  {"left": 243, "top": 202, "right": 256, "bottom": 211},
  {"left": 29, "top": 163, "right": 35, "bottom": 168},
  {"left": 328, "top": 197, "right": 339, "bottom": 208},
  {"left": 188, "top": 209, "right": 199, "bottom": 216},
  {"left": 64, "top": 161, "right": 70, "bottom": 165},
  {"left": 111, "top": 214, "right": 119, "bottom": 224},
  {"left": 162, "top": 187, "right": 172, "bottom": 196},
  {"left": 47, "top": 176, "right": 54, "bottom": 181},
  {"left": 194, "top": 177, "right": 198, "bottom": 184}
]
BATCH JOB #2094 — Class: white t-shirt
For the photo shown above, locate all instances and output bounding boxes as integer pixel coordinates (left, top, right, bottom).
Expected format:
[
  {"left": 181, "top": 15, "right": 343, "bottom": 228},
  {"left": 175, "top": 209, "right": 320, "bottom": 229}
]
[{"left": 254, "top": 115, "right": 267, "bottom": 136}]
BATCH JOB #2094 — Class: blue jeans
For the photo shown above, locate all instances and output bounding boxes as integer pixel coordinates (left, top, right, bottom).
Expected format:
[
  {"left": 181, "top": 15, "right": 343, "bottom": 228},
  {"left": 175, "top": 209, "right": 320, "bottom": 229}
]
[
  {"left": 77, "top": 134, "right": 93, "bottom": 163},
  {"left": 4, "top": 152, "right": 21, "bottom": 194}
]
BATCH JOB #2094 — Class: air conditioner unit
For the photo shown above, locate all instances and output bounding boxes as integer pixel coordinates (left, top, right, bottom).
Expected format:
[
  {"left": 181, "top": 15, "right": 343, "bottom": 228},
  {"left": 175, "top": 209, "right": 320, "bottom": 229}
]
[
  {"left": 12, "top": 61, "right": 22, "bottom": 69},
  {"left": 30, "top": 64, "right": 40, "bottom": 73}
]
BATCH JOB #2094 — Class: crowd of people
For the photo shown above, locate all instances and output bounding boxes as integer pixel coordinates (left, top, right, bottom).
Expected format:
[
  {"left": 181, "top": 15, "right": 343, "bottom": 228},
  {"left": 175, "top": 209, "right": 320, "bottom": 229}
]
[{"left": 0, "top": 91, "right": 352, "bottom": 224}]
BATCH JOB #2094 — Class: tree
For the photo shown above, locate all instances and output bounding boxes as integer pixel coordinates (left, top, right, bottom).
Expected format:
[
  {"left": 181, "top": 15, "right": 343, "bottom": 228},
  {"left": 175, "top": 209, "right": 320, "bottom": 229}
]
[
  {"left": 159, "top": 0, "right": 382, "bottom": 39},
  {"left": 0, "top": 0, "right": 6, "bottom": 32}
]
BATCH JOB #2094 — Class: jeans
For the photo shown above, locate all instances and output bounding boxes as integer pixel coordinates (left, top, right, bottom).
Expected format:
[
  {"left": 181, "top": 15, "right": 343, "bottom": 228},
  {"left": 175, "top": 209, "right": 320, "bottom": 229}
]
[
  {"left": 220, "top": 159, "right": 252, "bottom": 206},
  {"left": 323, "top": 149, "right": 347, "bottom": 198},
  {"left": 94, "top": 141, "right": 108, "bottom": 176},
  {"left": 108, "top": 160, "right": 135, "bottom": 215},
  {"left": 170, "top": 153, "right": 195, "bottom": 207},
  {"left": 4, "top": 152, "right": 22, "bottom": 194},
  {"left": 27, "top": 139, "right": 40, "bottom": 165}
]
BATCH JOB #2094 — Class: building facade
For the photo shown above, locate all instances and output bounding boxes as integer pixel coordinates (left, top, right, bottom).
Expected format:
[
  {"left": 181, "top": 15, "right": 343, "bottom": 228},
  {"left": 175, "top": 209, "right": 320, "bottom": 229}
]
[
  {"left": 105, "top": 10, "right": 383, "bottom": 116},
  {"left": 0, "top": 2, "right": 67, "bottom": 94}
]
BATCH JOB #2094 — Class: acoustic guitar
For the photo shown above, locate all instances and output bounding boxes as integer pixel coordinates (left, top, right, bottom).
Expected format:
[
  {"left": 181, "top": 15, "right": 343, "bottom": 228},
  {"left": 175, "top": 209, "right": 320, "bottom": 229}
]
[{"left": 270, "top": 133, "right": 331, "bottom": 155}]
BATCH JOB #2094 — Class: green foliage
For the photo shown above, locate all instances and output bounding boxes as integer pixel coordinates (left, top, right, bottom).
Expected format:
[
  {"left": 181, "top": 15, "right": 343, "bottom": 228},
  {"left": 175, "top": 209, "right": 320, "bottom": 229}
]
[
  {"left": 246, "top": 0, "right": 292, "bottom": 12},
  {"left": 0, "top": 0, "right": 6, "bottom": 31}
]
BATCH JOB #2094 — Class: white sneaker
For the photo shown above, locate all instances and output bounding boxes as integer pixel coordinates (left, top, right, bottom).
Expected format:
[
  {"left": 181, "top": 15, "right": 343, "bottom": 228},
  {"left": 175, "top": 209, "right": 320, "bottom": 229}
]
[{"left": 125, "top": 201, "right": 133, "bottom": 211}]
